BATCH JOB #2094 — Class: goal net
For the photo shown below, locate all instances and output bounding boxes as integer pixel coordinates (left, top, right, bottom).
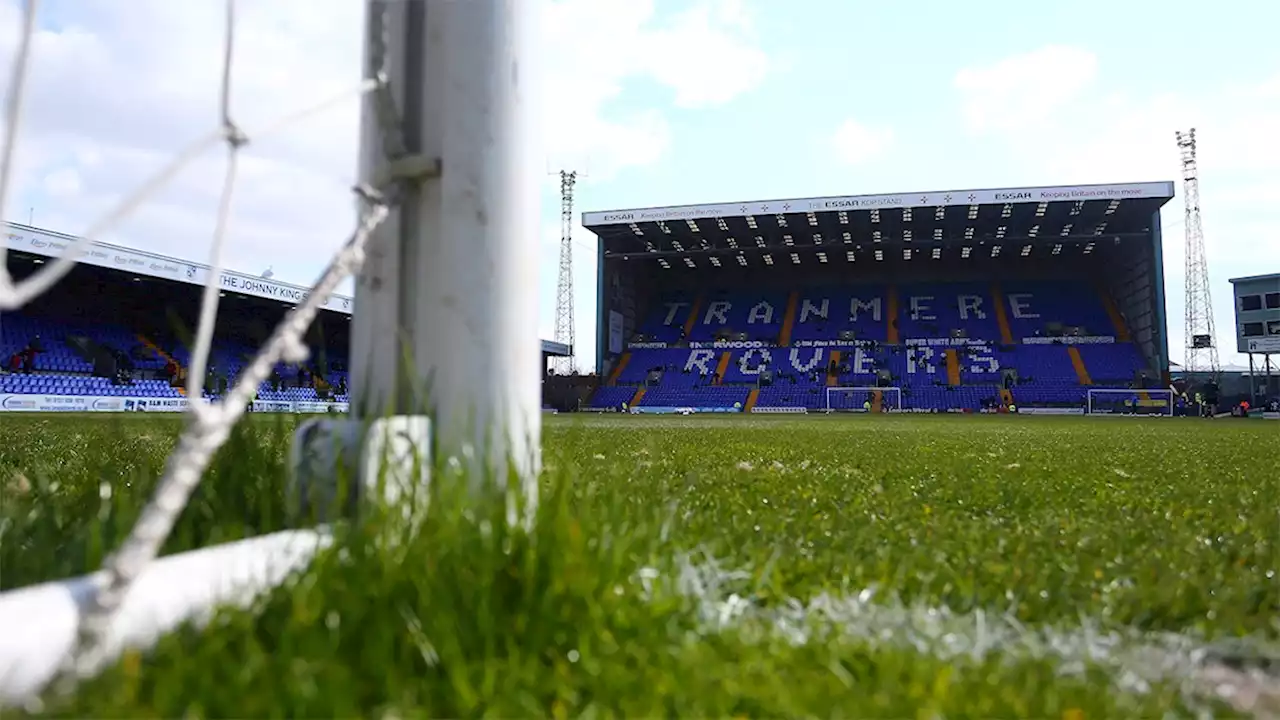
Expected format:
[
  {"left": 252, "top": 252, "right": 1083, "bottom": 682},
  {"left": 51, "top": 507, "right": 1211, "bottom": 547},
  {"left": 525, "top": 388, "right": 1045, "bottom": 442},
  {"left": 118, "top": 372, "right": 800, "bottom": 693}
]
[
  {"left": 1086, "top": 389, "right": 1174, "bottom": 416},
  {"left": 825, "top": 386, "right": 902, "bottom": 413},
  {"left": 0, "top": 0, "right": 541, "bottom": 699}
]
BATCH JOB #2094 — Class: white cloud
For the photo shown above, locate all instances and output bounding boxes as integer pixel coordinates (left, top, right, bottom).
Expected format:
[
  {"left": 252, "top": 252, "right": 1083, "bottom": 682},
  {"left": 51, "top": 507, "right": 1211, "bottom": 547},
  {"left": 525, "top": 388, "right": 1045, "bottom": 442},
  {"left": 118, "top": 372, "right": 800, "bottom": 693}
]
[
  {"left": 962, "top": 48, "right": 1280, "bottom": 366},
  {"left": 542, "top": 0, "right": 767, "bottom": 176},
  {"left": 953, "top": 46, "right": 1098, "bottom": 133},
  {"left": 0, "top": 0, "right": 767, "bottom": 362},
  {"left": 831, "top": 120, "right": 893, "bottom": 165}
]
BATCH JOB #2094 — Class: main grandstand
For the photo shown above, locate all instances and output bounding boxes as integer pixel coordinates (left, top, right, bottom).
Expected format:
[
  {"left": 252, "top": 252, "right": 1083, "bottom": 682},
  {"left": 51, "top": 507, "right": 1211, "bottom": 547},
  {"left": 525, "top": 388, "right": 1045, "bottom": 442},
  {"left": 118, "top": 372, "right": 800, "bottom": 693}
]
[
  {"left": 1, "top": 224, "right": 569, "bottom": 413},
  {"left": 584, "top": 181, "right": 1177, "bottom": 415}
]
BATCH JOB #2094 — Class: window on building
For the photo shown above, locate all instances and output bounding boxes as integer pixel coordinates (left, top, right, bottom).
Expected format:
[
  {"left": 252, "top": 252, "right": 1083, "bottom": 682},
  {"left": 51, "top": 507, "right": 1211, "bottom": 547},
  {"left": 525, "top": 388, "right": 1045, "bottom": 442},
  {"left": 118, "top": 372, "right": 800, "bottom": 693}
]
[
  {"left": 1239, "top": 295, "right": 1263, "bottom": 312},
  {"left": 1269, "top": 320, "right": 1280, "bottom": 336},
  {"left": 1266, "top": 292, "right": 1280, "bottom": 309},
  {"left": 1242, "top": 322, "right": 1264, "bottom": 337}
]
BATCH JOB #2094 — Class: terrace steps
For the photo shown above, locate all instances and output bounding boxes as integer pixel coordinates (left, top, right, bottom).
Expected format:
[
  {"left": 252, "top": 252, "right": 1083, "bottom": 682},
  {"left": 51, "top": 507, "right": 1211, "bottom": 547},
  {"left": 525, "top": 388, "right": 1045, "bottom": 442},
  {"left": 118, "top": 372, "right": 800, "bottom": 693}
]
[
  {"left": 606, "top": 352, "right": 630, "bottom": 387},
  {"left": 886, "top": 285, "right": 900, "bottom": 344},
  {"left": 714, "top": 351, "right": 732, "bottom": 385},
  {"left": 826, "top": 351, "right": 842, "bottom": 386},
  {"left": 1099, "top": 286, "right": 1132, "bottom": 341},
  {"left": 137, "top": 334, "right": 186, "bottom": 395},
  {"left": 944, "top": 349, "right": 961, "bottom": 386},
  {"left": 682, "top": 295, "right": 703, "bottom": 338},
  {"left": 1067, "top": 346, "right": 1092, "bottom": 385},
  {"left": 991, "top": 282, "right": 1014, "bottom": 345},
  {"left": 871, "top": 390, "right": 883, "bottom": 413},
  {"left": 629, "top": 386, "right": 646, "bottom": 408},
  {"left": 778, "top": 291, "right": 800, "bottom": 346},
  {"left": 744, "top": 388, "right": 760, "bottom": 412}
]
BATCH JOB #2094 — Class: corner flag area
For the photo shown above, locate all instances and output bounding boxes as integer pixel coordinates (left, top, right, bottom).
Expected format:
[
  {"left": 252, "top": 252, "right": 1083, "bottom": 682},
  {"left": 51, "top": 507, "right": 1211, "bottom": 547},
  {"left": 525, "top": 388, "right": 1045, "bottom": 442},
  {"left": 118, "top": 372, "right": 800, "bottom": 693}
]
[{"left": 585, "top": 181, "right": 1181, "bottom": 415}]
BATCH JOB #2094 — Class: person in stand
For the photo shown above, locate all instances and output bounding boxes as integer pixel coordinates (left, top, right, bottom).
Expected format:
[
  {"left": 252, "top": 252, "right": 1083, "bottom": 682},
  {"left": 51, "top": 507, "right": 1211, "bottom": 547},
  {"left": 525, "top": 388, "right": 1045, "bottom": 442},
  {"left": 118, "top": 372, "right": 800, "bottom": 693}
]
[{"left": 18, "top": 344, "right": 39, "bottom": 374}]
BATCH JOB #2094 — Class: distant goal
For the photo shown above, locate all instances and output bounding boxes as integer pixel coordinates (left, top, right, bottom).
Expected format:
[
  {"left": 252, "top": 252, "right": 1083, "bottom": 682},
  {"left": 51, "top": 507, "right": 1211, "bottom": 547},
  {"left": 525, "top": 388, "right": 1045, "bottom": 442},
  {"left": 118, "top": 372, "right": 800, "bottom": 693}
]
[
  {"left": 825, "top": 386, "right": 902, "bottom": 413},
  {"left": 1085, "top": 388, "right": 1174, "bottom": 416}
]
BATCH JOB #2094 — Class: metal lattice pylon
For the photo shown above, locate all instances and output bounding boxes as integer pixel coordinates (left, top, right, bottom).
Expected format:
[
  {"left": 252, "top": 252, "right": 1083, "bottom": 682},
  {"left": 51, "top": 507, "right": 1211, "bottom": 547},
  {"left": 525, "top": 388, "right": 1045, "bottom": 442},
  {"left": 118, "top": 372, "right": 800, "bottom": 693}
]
[
  {"left": 552, "top": 170, "right": 577, "bottom": 373},
  {"left": 1175, "top": 129, "right": 1220, "bottom": 377}
]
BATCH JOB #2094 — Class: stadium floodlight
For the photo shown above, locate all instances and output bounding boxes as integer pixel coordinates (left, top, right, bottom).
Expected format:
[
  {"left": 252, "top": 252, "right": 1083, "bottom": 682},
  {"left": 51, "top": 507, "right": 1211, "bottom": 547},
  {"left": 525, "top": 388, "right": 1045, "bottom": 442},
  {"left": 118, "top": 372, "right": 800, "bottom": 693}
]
[
  {"left": 825, "top": 386, "right": 903, "bottom": 413},
  {"left": 0, "top": 0, "right": 540, "bottom": 704},
  {"left": 1086, "top": 389, "right": 1175, "bottom": 416}
]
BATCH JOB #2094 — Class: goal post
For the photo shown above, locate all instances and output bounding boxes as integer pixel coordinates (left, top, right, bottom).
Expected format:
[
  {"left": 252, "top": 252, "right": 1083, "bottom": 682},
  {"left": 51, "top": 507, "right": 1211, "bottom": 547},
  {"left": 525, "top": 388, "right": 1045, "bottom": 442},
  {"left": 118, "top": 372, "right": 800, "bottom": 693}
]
[
  {"left": 0, "top": 0, "right": 544, "bottom": 704},
  {"left": 1085, "top": 388, "right": 1175, "bottom": 416},
  {"left": 825, "top": 386, "right": 902, "bottom": 413}
]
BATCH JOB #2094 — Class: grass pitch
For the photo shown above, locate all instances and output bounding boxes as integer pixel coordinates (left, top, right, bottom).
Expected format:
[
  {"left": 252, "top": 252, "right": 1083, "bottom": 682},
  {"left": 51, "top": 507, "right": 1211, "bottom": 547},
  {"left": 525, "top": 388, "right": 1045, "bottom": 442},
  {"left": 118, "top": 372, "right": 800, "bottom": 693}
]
[{"left": 1, "top": 413, "right": 1278, "bottom": 716}]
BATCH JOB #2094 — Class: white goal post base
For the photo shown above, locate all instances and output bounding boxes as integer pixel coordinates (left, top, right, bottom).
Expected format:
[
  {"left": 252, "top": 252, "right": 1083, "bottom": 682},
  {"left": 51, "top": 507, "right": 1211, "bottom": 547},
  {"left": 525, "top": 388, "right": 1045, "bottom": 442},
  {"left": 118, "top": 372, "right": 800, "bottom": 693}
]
[
  {"left": 0, "top": 416, "right": 428, "bottom": 707},
  {"left": 1085, "top": 389, "right": 1175, "bottom": 416},
  {"left": 825, "top": 386, "right": 902, "bottom": 413}
]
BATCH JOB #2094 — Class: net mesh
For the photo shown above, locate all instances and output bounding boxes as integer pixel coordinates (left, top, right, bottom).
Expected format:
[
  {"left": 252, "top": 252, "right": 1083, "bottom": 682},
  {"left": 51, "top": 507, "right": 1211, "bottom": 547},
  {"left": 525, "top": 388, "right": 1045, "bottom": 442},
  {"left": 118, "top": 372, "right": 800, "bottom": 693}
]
[{"left": 0, "top": 0, "right": 403, "bottom": 687}]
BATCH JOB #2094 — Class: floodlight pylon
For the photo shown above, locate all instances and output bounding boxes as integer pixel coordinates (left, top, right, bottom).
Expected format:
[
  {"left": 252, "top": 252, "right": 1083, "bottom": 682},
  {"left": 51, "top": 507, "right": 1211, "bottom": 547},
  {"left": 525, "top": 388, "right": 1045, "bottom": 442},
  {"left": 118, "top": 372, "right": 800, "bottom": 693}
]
[
  {"left": 552, "top": 169, "right": 577, "bottom": 373},
  {"left": 1175, "top": 129, "right": 1220, "bottom": 378}
]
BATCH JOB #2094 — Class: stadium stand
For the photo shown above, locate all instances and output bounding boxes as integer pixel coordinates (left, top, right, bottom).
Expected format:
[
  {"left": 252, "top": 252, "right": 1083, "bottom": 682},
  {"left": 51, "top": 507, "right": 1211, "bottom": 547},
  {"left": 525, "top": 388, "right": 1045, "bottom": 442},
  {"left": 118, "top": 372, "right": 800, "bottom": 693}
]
[
  {"left": 2, "top": 226, "right": 570, "bottom": 413},
  {"left": 584, "top": 181, "right": 1177, "bottom": 415}
]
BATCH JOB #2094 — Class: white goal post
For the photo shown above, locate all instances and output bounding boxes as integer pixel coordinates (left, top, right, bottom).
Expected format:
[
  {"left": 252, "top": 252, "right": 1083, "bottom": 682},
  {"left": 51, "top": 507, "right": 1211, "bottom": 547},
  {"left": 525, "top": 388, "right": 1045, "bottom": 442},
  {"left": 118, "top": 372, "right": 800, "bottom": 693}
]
[
  {"left": 0, "top": 0, "right": 540, "bottom": 705},
  {"left": 825, "top": 386, "right": 902, "bottom": 413},
  {"left": 1085, "top": 388, "right": 1175, "bottom": 416}
]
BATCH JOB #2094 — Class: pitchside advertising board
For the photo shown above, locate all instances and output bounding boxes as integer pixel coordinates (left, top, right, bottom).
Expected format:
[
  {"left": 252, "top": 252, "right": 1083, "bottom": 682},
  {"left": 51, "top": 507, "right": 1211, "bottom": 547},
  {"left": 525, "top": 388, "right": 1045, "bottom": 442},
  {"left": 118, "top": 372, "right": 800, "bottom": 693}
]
[
  {"left": 1246, "top": 337, "right": 1280, "bottom": 353},
  {"left": 0, "top": 394, "right": 349, "bottom": 413},
  {"left": 5, "top": 224, "right": 355, "bottom": 314}
]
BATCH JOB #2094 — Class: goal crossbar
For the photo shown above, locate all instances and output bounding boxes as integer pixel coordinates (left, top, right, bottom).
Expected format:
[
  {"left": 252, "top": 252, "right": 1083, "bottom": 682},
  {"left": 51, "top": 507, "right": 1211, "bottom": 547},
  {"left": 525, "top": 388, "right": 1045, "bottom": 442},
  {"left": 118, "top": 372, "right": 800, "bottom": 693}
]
[{"left": 825, "top": 386, "right": 902, "bottom": 412}]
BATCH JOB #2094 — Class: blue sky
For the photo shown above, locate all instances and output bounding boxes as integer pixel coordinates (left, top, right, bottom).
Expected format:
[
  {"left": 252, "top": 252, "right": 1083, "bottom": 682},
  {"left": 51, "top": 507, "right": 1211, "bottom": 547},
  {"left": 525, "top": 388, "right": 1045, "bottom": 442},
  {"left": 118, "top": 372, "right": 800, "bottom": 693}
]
[
  {"left": 551, "top": 0, "right": 1280, "bottom": 371},
  {"left": 2, "top": 0, "right": 1277, "bottom": 372}
]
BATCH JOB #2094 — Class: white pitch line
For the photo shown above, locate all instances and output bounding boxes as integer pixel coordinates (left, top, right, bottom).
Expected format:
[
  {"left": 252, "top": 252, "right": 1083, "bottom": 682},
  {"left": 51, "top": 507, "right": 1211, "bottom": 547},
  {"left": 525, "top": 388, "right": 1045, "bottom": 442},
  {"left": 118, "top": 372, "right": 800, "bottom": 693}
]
[{"left": 651, "top": 554, "right": 1280, "bottom": 716}]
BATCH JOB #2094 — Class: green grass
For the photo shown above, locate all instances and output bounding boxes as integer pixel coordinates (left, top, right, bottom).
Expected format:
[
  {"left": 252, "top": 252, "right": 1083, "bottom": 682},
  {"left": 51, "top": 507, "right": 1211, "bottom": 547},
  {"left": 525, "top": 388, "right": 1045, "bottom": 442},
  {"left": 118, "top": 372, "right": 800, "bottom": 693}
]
[{"left": 2, "top": 413, "right": 1278, "bottom": 717}]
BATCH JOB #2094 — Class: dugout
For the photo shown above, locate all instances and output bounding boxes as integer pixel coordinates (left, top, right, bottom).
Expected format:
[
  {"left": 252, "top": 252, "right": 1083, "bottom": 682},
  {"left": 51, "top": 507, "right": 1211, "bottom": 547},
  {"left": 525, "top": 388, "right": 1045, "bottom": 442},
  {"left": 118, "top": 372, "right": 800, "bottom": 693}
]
[{"left": 584, "top": 182, "right": 1175, "bottom": 382}]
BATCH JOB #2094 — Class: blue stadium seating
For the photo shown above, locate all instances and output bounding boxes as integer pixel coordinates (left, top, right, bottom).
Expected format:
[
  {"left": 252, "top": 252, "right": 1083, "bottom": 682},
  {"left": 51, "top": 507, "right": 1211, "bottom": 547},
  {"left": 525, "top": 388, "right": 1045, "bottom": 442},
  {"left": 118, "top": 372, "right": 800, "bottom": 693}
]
[
  {"left": 593, "top": 281, "right": 1153, "bottom": 413},
  {"left": 2, "top": 313, "right": 350, "bottom": 403}
]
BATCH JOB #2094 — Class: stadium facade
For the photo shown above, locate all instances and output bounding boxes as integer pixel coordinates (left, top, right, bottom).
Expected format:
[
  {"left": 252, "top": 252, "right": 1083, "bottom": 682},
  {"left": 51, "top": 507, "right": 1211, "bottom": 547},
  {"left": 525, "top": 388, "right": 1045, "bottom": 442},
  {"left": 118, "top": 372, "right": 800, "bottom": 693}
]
[
  {"left": 1, "top": 223, "right": 568, "bottom": 413},
  {"left": 584, "top": 181, "right": 1183, "bottom": 414}
]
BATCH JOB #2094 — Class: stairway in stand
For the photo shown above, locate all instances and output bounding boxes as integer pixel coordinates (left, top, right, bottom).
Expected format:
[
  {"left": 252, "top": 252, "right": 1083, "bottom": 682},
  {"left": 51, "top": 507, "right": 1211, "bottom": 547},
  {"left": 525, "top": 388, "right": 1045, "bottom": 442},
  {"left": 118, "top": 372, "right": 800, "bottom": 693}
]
[{"left": 137, "top": 334, "right": 187, "bottom": 395}]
